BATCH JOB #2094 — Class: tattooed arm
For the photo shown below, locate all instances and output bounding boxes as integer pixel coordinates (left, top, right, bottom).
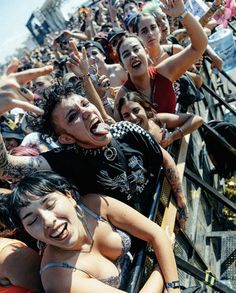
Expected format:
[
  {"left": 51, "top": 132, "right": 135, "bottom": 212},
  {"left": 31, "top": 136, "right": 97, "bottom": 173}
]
[
  {"left": 160, "top": 147, "right": 189, "bottom": 229},
  {"left": 0, "top": 62, "right": 54, "bottom": 179},
  {"left": 0, "top": 133, "right": 51, "bottom": 180}
]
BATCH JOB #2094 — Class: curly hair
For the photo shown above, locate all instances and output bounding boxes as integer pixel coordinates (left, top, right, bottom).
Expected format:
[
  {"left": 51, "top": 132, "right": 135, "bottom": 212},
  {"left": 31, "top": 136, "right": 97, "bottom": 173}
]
[{"left": 27, "top": 82, "right": 78, "bottom": 142}]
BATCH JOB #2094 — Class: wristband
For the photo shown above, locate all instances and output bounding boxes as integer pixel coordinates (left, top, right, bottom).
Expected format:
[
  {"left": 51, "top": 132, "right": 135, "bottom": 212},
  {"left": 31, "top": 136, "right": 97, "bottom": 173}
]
[
  {"left": 165, "top": 280, "right": 180, "bottom": 289},
  {"left": 79, "top": 73, "right": 90, "bottom": 81},
  {"left": 177, "top": 9, "right": 188, "bottom": 22},
  {"left": 210, "top": 3, "right": 220, "bottom": 12}
]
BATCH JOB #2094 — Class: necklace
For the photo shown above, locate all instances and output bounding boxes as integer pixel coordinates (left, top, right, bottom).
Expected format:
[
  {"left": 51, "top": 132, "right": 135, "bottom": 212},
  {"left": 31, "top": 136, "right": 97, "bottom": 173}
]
[
  {"left": 103, "top": 146, "right": 117, "bottom": 161},
  {"left": 79, "top": 144, "right": 118, "bottom": 161}
]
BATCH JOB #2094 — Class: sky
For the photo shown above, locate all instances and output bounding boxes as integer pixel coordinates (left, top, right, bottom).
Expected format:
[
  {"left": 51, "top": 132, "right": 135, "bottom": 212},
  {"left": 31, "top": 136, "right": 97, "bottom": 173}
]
[{"left": 0, "top": 0, "right": 85, "bottom": 65}]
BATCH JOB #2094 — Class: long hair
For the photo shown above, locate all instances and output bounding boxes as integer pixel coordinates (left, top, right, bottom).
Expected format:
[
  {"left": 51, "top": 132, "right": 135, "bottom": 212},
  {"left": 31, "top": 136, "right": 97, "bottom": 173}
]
[
  {"left": 116, "top": 33, "right": 146, "bottom": 64},
  {"left": 117, "top": 91, "right": 158, "bottom": 122}
]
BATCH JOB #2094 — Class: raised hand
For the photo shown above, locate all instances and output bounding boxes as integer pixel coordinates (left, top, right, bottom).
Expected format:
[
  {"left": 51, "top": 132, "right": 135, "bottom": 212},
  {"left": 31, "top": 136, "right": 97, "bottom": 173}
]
[
  {"left": 4, "top": 57, "right": 20, "bottom": 75},
  {"left": 0, "top": 65, "right": 53, "bottom": 115},
  {"left": 160, "top": 0, "right": 185, "bottom": 18},
  {"left": 67, "top": 41, "right": 89, "bottom": 78}
]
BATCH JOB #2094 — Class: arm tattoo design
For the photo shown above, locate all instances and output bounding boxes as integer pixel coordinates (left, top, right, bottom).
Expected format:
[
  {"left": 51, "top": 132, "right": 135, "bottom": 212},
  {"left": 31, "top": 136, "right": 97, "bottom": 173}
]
[
  {"left": 0, "top": 134, "right": 49, "bottom": 180},
  {"left": 164, "top": 166, "right": 183, "bottom": 197}
]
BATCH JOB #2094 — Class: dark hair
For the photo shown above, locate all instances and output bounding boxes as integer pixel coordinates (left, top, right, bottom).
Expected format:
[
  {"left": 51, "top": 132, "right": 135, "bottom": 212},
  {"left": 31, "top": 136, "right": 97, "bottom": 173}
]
[
  {"left": 0, "top": 193, "right": 15, "bottom": 232},
  {"left": 116, "top": 33, "right": 146, "bottom": 63},
  {"left": 117, "top": 91, "right": 157, "bottom": 121},
  {"left": 122, "top": 0, "right": 137, "bottom": 11},
  {"left": 5, "top": 171, "right": 80, "bottom": 228},
  {"left": 132, "top": 13, "right": 157, "bottom": 34},
  {"left": 28, "top": 82, "right": 78, "bottom": 141},
  {"left": 84, "top": 40, "right": 105, "bottom": 55}
]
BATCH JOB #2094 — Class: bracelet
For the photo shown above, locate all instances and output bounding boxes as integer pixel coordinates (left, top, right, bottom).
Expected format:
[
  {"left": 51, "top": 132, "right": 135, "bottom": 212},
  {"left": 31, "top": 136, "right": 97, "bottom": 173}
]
[
  {"left": 210, "top": 3, "right": 221, "bottom": 12},
  {"left": 177, "top": 127, "right": 184, "bottom": 138},
  {"left": 165, "top": 280, "right": 180, "bottom": 289},
  {"left": 176, "top": 9, "right": 188, "bottom": 22},
  {"left": 79, "top": 73, "right": 90, "bottom": 81}
]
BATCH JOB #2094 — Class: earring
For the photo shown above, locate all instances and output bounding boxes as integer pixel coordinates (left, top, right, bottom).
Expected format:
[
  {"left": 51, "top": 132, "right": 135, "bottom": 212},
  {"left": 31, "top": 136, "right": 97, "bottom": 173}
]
[
  {"left": 76, "top": 205, "right": 84, "bottom": 219},
  {"left": 37, "top": 240, "right": 46, "bottom": 255}
]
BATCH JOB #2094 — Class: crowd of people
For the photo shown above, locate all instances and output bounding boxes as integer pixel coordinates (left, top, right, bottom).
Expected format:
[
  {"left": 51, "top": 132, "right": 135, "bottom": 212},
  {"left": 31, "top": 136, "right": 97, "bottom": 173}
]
[{"left": 0, "top": 0, "right": 233, "bottom": 291}]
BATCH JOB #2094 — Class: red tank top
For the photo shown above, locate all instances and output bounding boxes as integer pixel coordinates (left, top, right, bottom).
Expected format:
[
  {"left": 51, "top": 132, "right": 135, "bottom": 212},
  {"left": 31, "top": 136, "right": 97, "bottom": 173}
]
[
  {"left": 0, "top": 287, "right": 32, "bottom": 293},
  {"left": 123, "top": 66, "right": 176, "bottom": 113}
]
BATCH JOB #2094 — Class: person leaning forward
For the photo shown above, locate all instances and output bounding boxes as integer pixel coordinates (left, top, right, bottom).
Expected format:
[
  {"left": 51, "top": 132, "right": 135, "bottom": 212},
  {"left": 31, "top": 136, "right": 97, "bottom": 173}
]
[{"left": 0, "top": 63, "right": 188, "bottom": 229}]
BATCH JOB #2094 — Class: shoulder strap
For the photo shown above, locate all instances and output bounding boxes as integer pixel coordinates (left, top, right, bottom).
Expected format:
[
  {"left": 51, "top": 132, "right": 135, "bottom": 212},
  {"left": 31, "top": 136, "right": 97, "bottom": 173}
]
[{"left": 40, "top": 262, "right": 94, "bottom": 278}]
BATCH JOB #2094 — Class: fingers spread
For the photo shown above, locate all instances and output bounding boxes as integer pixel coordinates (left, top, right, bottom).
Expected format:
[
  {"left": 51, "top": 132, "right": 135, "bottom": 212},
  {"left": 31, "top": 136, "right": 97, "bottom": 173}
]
[
  {"left": 16, "top": 87, "right": 34, "bottom": 101},
  {"left": 0, "top": 77, "right": 19, "bottom": 91},
  {"left": 70, "top": 40, "right": 80, "bottom": 57},
  {"left": 5, "top": 58, "right": 20, "bottom": 75},
  {"left": 12, "top": 99, "right": 44, "bottom": 115},
  {"left": 14, "top": 66, "right": 53, "bottom": 85}
]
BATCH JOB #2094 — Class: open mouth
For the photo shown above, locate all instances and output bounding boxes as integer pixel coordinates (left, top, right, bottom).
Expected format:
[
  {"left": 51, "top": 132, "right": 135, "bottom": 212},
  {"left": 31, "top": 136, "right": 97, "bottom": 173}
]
[
  {"left": 50, "top": 223, "right": 67, "bottom": 239},
  {"left": 134, "top": 120, "right": 142, "bottom": 127},
  {"left": 90, "top": 120, "right": 110, "bottom": 136},
  {"left": 131, "top": 59, "right": 142, "bottom": 69}
]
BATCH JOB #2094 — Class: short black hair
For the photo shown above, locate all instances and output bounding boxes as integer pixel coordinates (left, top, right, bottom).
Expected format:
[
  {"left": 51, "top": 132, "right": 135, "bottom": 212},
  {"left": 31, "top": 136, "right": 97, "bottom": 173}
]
[
  {"left": 9, "top": 171, "right": 80, "bottom": 227},
  {"left": 28, "top": 82, "right": 78, "bottom": 141},
  {"left": 122, "top": 0, "right": 137, "bottom": 11}
]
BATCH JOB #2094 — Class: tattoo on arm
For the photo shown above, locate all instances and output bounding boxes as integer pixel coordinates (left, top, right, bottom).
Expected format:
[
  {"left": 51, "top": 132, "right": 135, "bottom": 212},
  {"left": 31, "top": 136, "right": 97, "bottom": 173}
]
[
  {"left": 164, "top": 167, "right": 183, "bottom": 197},
  {"left": 0, "top": 137, "right": 50, "bottom": 180}
]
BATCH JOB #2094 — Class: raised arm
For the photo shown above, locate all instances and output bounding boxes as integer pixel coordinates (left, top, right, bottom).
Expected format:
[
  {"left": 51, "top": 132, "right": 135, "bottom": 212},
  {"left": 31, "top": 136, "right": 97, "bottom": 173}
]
[
  {"left": 0, "top": 66, "right": 53, "bottom": 179},
  {"left": 67, "top": 41, "right": 116, "bottom": 124},
  {"left": 157, "top": 0, "right": 208, "bottom": 82},
  {"left": 199, "top": 0, "right": 223, "bottom": 28}
]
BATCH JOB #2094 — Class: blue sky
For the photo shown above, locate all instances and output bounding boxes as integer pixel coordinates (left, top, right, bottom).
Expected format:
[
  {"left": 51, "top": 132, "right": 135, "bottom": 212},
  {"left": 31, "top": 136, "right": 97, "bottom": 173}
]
[{"left": 0, "top": 0, "right": 84, "bottom": 65}]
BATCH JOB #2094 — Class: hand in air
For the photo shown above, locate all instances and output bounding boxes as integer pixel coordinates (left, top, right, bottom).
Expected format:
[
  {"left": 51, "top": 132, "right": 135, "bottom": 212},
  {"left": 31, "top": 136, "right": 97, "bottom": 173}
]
[
  {"left": 67, "top": 40, "right": 90, "bottom": 78},
  {"left": 0, "top": 62, "right": 53, "bottom": 115},
  {"left": 160, "top": 0, "right": 185, "bottom": 18}
]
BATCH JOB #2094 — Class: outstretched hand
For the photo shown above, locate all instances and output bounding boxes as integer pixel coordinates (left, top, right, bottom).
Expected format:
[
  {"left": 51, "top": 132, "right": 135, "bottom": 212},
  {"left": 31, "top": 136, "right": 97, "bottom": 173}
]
[
  {"left": 0, "top": 64, "right": 53, "bottom": 115},
  {"left": 67, "top": 41, "right": 89, "bottom": 78},
  {"left": 160, "top": 0, "right": 185, "bottom": 18}
]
